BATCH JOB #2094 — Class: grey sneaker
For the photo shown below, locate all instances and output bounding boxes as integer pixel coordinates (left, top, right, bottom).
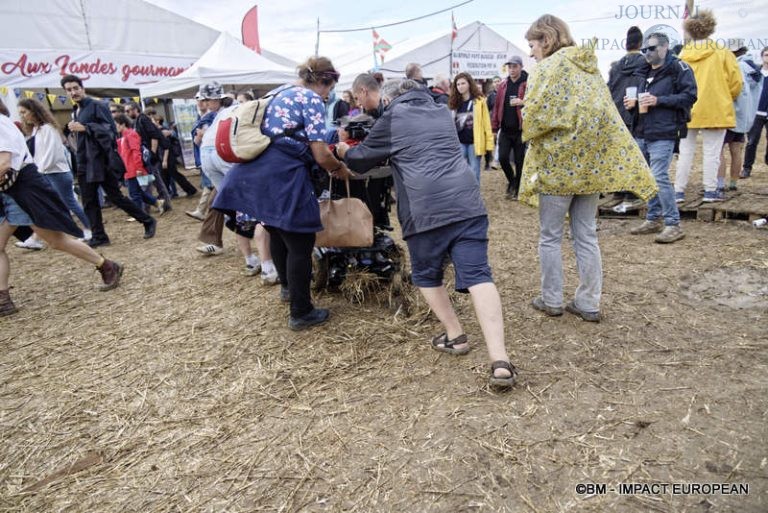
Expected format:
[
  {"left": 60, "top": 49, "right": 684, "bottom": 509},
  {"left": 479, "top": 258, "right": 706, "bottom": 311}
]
[
  {"left": 630, "top": 219, "right": 663, "bottom": 235},
  {"left": 531, "top": 297, "right": 563, "bottom": 316},
  {"left": 565, "top": 301, "right": 601, "bottom": 322},
  {"left": 654, "top": 225, "right": 685, "bottom": 244}
]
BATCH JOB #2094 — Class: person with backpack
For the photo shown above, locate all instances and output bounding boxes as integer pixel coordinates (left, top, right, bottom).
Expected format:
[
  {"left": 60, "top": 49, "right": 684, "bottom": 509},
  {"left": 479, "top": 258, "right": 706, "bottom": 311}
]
[
  {"left": 213, "top": 57, "right": 349, "bottom": 331},
  {"left": 607, "top": 26, "right": 646, "bottom": 211},
  {"left": 625, "top": 32, "right": 697, "bottom": 244},
  {"left": 125, "top": 102, "right": 171, "bottom": 210},
  {"left": 114, "top": 114, "right": 163, "bottom": 212}
]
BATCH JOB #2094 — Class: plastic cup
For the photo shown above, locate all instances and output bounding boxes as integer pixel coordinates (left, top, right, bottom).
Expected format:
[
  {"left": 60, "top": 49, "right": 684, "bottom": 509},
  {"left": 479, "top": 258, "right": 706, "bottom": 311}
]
[{"left": 638, "top": 92, "right": 651, "bottom": 114}]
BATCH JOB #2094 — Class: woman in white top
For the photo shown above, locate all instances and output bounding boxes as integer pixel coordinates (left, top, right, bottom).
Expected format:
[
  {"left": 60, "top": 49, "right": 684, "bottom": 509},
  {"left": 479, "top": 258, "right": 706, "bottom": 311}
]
[
  {"left": 0, "top": 98, "right": 123, "bottom": 316},
  {"left": 16, "top": 98, "right": 91, "bottom": 249}
]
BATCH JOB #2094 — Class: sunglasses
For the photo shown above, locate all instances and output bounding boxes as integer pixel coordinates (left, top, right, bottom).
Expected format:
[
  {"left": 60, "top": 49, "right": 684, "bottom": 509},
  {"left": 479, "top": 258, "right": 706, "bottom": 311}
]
[
  {"left": 640, "top": 45, "right": 659, "bottom": 54},
  {"left": 110, "top": 110, "right": 118, "bottom": 113}
]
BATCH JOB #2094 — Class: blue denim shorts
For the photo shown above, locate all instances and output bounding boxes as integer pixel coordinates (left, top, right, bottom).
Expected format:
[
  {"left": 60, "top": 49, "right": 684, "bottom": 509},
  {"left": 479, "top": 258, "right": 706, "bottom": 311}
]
[
  {"left": 0, "top": 193, "right": 33, "bottom": 226},
  {"left": 406, "top": 215, "right": 493, "bottom": 293}
]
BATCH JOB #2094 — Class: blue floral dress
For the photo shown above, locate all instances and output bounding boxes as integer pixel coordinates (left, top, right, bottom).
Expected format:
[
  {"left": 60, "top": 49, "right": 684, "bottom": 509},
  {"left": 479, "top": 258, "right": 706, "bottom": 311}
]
[{"left": 213, "top": 85, "right": 329, "bottom": 233}]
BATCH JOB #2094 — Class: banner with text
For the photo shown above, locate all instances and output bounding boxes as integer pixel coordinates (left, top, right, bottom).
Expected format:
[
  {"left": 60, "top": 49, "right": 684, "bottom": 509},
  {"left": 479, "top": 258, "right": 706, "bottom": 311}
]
[
  {"left": 0, "top": 51, "right": 194, "bottom": 89},
  {"left": 451, "top": 51, "right": 509, "bottom": 79}
]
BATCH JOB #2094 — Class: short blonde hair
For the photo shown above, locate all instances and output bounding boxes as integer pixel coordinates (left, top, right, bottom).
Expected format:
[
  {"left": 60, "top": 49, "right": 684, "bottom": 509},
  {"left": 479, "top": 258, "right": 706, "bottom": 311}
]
[{"left": 525, "top": 14, "right": 576, "bottom": 58}]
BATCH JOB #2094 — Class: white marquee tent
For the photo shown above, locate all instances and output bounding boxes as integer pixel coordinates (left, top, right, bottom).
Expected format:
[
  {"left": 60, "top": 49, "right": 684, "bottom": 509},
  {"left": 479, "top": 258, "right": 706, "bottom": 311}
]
[
  {"left": 0, "top": 0, "right": 221, "bottom": 90},
  {"left": 139, "top": 32, "right": 296, "bottom": 98},
  {"left": 336, "top": 22, "right": 533, "bottom": 90}
]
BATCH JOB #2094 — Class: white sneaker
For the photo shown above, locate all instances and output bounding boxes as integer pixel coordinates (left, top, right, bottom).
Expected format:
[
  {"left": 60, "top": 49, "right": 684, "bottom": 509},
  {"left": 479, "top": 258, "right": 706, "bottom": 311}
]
[
  {"left": 196, "top": 244, "right": 223, "bottom": 256},
  {"left": 78, "top": 229, "right": 93, "bottom": 242},
  {"left": 15, "top": 238, "right": 45, "bottom": 250},
  {"left": 261, "top": 269, "right": 279, "bottom": 286}
]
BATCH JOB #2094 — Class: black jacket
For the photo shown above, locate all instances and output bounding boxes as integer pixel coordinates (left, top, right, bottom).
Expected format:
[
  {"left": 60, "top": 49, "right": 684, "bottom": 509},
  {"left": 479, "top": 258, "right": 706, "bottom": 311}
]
[
  {"left": 344, "top": 89, "right": 486, "bottom": 238},
  {"left": 631, "top": 54, "right": 698, "bottom": 141},
  {"left": 67, "top": 97, "right": 123, "bottom": 182},
  {"left": 607, "top": 52, "right": 646, "bottom": 129}
]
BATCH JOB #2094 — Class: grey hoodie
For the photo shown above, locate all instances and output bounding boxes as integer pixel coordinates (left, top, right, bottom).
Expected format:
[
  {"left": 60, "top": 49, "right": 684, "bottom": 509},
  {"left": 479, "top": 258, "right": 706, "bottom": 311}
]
[{"left": 344, "top": 88, "right": 486, "bottom": 238}]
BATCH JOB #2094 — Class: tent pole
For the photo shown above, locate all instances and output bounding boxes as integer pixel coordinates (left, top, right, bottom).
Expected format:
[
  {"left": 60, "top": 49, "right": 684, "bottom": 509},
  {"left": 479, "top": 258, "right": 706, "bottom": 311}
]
[{"left": 315, "top": 18, "right": 320, "bottom": 56}]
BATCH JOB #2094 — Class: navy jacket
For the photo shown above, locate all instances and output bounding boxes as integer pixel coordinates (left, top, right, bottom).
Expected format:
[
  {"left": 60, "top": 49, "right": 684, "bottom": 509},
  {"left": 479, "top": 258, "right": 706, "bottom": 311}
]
[
  {"left": 67, "top": 97, "right": 121, "bottom": 182},
  {"left": 631, "top": 54, "right": 698, "bottom": 141},
  {"left": 344, "top": 89, "right": 486, "bottom": 238}
]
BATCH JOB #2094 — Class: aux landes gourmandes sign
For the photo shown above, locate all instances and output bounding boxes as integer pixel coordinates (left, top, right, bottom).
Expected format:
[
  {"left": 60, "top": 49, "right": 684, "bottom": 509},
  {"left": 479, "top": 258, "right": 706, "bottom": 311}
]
[{"left": 0, "top": 51, "right": 194, "bottom": 88}]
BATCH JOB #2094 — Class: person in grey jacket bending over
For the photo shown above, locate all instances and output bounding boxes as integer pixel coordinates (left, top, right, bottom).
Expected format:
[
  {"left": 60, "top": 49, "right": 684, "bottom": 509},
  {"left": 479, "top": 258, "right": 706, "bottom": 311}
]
[{"left": 336, "top": 75, "right": 517, "bottom": 389}]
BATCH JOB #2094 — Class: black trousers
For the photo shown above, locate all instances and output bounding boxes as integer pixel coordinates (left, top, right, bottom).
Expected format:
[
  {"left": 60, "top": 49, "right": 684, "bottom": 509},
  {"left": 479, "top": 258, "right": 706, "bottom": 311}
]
[
  {"left": 265, "top": 226, "right": 315, "bottom": 318},
  {"left": 162, "top": 164, "right": 197, "bottom": 196},
  {"left": 743, "top": 114, "right": 768, "bottom": 171},
  {"left": 498, "top": 130, "right": 525, "bottom": 195},
  {"left": 77, "top": 170, "right": 153, "bottom": 243}
]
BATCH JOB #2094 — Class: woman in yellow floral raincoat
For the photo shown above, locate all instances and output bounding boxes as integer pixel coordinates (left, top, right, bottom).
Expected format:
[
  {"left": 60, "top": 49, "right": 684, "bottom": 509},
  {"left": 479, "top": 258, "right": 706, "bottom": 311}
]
[{"left": 521, "top": 15, "right": 657, "bottom": 322}]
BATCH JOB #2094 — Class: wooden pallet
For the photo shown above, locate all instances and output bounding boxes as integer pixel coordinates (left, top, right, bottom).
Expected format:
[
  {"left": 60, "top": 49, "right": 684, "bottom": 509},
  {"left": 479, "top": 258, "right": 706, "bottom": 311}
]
[
  {"left": 696, "top": 191, "right": 768, "bottom": 222},
  {"left": 597, "top": 190, "right": 768, "bottom": 222},
  {"left": 597, "top": 197, "right": 646, "bottom": 219}
]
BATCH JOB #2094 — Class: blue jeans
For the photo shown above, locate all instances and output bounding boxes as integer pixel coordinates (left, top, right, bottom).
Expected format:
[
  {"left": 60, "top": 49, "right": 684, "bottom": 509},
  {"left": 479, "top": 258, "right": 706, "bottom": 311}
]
[
  {"left": 43, "top": 172, "right": 91, "bottom": 229},
  {"left": 126, "top": 177, "right": 158, "bottom": 210},
  {"left": 460, "top": 143, "right": 481, "bottom": 182},
  {"left": 635, "top": 138, "right": 679, "bottom": 226}
]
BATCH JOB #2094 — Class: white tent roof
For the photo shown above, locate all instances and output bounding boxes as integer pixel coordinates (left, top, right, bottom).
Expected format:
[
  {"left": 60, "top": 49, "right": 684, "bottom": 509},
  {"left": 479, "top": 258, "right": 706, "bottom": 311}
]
[
  {"left": 337, "top": 22, "right": 533, "bottom": 90},
  {"left": 0, "top": 0, "right": 220, "bottom": 88},
  {"left": 139, "top": 32, "right": 296, "bottom": 98},
  {"left": 0, "top": 0, "right": 297, "bottom": 92}
]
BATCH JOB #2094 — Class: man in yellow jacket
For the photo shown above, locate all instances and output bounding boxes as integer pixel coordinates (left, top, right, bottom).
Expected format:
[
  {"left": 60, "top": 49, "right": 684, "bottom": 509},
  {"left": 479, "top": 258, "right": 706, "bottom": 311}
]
[{"left": 673, "top": 10, "right": 742, "bottom": 203}]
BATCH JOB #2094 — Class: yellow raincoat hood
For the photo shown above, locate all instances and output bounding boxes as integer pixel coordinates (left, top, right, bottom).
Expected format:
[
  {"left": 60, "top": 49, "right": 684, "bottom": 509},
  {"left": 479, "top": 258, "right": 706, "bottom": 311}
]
[
  {"left": 680, "top": 40, "right": 742, "bottom": 129},
  {"left": 520, "top": 46, "right": 656, "bottom": 206}
]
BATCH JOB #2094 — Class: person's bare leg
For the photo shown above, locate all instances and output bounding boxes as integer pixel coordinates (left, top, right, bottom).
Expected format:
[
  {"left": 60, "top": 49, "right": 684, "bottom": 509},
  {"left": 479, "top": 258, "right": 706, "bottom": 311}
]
[
  {"left": 418, "top": 286, "right": 465, "bottom": 346},
  {"left": 0, "top": 221, "right": 15, "bottom": 290},
  {"left": 254, "top": 224, "right": 271, "bottom": 262},
  {"left": 236, "top": 233, "right": 253, "bottom": 258},
  {"left": 468, "top": 282, "right": 511, "bottom": 378},
  {"left": 32, "top": 227, "right": 103, "bottom": 266}
]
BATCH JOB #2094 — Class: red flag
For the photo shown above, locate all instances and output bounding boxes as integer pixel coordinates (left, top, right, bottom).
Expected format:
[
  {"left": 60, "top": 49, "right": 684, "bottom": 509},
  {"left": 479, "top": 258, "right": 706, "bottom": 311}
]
[
  {"left": 242, "top": 5, "right": 261, "bottom": 54},
  {"left": 451, "top": 12, "right": 457, "bottom": 41}
]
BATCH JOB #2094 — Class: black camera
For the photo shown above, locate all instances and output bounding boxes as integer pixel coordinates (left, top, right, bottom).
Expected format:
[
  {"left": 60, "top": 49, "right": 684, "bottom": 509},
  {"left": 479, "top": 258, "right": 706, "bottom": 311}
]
[{"left": 345, "top": 120, "right": 371, "bottom": 141}]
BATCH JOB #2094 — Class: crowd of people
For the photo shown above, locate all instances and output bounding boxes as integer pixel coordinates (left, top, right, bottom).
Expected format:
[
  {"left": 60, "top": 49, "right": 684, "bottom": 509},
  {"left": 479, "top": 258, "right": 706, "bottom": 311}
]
[{"left": 1, "top": 9, "right": 766, "bottom": 389}]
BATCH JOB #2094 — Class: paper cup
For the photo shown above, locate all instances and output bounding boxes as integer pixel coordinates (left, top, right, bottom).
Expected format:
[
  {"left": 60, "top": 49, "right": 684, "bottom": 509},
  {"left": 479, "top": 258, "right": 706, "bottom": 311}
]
[{"left": 638, "top": 92, "right": 651, "bottom": 114}]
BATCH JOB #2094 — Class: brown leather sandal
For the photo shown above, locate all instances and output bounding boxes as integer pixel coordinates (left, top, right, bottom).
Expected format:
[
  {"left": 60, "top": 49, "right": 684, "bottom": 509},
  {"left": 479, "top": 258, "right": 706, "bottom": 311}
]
[
  {"left": 489, "top": 360, "right": 517, "bottom": 388},
  {"left": 430, "top": 333, "right": 470, "bottom": 355}
]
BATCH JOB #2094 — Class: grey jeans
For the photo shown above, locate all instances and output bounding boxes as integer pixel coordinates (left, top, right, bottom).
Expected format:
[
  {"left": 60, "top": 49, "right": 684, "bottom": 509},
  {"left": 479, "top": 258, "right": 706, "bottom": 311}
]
[{"left": 538, "top": 193, "right": 602, "bottom": 313}]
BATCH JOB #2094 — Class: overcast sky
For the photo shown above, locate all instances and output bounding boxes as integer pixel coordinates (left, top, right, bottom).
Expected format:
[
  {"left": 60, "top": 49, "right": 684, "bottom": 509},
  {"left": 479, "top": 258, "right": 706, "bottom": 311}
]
[{"left": 145, "top": 0, "right": 766, "bottom": 77}]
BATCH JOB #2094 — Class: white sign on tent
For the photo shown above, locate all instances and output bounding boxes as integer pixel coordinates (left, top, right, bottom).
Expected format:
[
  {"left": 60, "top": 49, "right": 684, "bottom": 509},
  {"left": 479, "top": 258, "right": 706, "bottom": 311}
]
[{"left": 450, "top": 51, "right": 509, "bottom": 79}]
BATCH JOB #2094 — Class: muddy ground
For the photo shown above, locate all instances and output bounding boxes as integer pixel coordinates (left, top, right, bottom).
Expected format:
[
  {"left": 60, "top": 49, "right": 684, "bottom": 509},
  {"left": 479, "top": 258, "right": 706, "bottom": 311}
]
[{"left": 1, "top": 150, "right": 767, "bottom": 512}]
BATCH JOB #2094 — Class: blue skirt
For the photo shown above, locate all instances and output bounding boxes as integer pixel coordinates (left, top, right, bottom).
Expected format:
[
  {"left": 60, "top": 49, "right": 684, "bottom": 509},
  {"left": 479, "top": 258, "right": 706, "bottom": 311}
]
[
  {"left": 213, "top": 143, "right": 322, "bottom": 233},
  {"left": 3, "top": 164, "right": 83, "bottom": 238}
]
